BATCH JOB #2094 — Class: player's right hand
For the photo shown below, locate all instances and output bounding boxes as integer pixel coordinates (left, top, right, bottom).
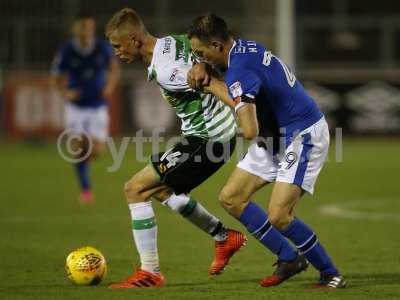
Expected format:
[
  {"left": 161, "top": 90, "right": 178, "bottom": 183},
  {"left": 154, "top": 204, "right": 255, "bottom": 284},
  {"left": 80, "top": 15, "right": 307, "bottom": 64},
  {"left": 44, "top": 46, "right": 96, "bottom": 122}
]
[
  {"left": 187, "top": 63, "right": 210, "bottom": 90},
  {"left": 62, "top": 89, "right": 81, "bottom": 101}
]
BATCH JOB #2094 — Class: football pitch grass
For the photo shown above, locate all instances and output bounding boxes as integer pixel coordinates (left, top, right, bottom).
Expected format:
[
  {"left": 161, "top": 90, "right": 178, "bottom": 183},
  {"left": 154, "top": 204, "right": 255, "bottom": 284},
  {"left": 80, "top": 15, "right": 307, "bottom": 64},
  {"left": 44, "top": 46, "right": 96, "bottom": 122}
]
[{"left": 1, "top": 138, "right": 400, "bottom": 300}]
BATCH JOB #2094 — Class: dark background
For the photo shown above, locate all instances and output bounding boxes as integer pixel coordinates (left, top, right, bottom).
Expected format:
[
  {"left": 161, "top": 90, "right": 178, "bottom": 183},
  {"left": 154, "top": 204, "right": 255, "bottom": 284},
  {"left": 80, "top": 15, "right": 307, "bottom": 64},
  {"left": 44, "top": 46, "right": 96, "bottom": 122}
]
[{"left": 1, "top": 0, "right": 400, "bottom": 136}]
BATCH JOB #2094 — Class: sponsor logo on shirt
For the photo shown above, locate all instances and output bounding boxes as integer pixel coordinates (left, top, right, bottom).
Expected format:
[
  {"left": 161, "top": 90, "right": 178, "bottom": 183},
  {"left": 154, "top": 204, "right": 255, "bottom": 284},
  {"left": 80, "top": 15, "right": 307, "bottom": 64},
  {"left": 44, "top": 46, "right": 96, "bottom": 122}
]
[
  {"left": 169, "top": 68, "right": 179, "bottom": 82},
  {"left": 163, "top": 38, "right": 172, "bottom": 54},
  {"left": 229, "top": 81, "right": 243, "bottom": 98}
]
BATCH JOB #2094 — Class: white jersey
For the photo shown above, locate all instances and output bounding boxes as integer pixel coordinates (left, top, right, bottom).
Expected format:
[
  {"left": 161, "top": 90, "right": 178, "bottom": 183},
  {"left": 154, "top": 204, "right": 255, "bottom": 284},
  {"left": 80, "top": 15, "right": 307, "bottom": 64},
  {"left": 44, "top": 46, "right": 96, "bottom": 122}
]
[{"left": 147, "top": 35, "right": 236, "bottom": 142}]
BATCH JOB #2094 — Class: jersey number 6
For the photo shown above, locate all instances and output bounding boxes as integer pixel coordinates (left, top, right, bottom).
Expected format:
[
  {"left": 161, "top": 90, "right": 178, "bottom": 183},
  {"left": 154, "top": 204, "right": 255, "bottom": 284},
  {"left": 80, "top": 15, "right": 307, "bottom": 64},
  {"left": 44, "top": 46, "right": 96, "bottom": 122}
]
[{"left": 262, "top": 51, "right": 296, "bottom": 88}]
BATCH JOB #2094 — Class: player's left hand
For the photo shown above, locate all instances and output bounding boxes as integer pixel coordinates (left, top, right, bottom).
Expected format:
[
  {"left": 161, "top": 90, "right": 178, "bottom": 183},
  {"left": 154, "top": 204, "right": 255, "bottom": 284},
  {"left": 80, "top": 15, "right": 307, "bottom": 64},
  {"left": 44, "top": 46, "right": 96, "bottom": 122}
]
[{"left": 187, "top": 63, "right": 211, "bottom": 90}]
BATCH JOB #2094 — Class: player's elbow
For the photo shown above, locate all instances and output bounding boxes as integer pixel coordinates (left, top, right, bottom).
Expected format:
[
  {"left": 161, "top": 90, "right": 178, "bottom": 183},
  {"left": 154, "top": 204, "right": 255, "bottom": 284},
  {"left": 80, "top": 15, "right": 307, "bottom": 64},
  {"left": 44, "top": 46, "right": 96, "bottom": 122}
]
[{"left": 242, "top": 126, "right": 259, "bottom": 140}]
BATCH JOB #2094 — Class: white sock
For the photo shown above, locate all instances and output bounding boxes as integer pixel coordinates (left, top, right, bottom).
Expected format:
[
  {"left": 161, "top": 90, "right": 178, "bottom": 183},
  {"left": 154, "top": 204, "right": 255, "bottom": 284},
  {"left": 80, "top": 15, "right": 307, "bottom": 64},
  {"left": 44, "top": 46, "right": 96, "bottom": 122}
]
[
  {"left": 162, "top": 193, "right": 227, "bottom": 241},
  {"left": 129, "top": 201, "right": 159, "bottom": 273}
]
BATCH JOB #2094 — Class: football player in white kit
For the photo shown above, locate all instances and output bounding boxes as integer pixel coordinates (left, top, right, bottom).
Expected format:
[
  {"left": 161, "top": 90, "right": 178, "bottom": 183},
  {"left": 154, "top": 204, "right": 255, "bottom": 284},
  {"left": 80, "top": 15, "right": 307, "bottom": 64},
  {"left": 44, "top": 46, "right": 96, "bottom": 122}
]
[{"left": 104, "top": 8, "right": 246, "bottom": 288}]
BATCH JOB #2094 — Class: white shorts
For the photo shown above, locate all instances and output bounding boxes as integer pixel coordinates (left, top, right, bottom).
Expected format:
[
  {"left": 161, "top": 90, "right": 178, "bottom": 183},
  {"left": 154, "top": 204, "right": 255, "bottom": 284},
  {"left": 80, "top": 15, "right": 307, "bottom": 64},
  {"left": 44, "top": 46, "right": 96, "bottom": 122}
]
[
  {"left": 65, "top": 103, "right": 109, "bottom": 141},
  {"left": 237, "top": 117, "right": 329, "bottom": 194}
]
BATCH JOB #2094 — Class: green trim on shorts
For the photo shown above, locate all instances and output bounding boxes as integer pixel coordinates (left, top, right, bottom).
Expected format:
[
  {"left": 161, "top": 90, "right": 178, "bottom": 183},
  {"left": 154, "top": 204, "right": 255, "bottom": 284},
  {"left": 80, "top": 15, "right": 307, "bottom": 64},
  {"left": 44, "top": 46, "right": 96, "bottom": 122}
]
[
  {"left": 180, "top": 197, "right": 197, "bottom": 217},
  {"left": 148, "top": 155, "right": 161, "bottom": 181},
  {"left": 132, "top": 217, "right": 157, "bottom": 230}
]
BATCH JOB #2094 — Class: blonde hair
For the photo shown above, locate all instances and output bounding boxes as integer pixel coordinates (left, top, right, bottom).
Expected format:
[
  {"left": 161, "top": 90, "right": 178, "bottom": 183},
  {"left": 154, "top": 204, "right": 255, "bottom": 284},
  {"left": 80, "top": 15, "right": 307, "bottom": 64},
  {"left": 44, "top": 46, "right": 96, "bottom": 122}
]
[{"left": 105, "top": 8, "right": 147, "bottom": 38}]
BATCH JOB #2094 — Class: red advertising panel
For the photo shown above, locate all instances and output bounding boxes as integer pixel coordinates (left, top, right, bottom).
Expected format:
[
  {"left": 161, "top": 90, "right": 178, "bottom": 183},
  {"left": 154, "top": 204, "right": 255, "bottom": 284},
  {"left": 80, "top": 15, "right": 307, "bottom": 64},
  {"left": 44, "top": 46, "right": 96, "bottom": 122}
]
[{"left": 3, "top": 73, "right": 120, "bottom": 139}]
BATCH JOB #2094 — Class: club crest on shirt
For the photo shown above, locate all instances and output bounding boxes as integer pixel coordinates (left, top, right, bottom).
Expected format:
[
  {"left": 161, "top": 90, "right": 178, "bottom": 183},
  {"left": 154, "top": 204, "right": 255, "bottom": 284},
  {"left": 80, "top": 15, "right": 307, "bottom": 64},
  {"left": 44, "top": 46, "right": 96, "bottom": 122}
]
[{"left": 229, "top": 81, "right": 243, "bottom": 98}]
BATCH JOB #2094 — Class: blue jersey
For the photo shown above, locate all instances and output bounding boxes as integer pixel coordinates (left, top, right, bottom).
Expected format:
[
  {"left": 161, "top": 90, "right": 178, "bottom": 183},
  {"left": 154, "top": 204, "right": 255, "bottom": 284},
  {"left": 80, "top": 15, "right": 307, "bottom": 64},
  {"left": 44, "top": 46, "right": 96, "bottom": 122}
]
[
  {"left": 225, "top": 39, "right": 323, "bottom": 146},
  {"left": 52, "top": 39, "right": 113, "bottom": 108}
]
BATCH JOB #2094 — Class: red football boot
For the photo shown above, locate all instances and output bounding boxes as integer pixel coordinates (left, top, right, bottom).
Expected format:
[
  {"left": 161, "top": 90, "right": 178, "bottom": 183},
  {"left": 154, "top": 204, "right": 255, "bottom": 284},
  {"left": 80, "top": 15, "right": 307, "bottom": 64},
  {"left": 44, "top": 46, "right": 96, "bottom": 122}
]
[
  {"left": 109, "top": 269, "right": 165, "bottom": 289},
  {"left": 209, "top": 229, "right": 247, "bottom": 275}
]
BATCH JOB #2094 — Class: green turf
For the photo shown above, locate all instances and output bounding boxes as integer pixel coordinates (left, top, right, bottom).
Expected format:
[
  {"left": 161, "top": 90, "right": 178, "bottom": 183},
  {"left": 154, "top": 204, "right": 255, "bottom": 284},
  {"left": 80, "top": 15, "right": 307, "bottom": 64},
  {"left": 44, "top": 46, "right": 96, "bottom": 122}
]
[{"left": 1, "top": 139, "right": 400, "bottom": 300}]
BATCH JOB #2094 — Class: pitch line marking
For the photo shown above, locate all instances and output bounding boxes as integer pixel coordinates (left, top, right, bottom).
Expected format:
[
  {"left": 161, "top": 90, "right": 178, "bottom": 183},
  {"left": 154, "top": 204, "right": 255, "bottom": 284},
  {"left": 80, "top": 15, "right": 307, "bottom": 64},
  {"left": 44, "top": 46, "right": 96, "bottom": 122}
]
[{"left": 319, "top": 202, "right": 400, "bottom": 222}]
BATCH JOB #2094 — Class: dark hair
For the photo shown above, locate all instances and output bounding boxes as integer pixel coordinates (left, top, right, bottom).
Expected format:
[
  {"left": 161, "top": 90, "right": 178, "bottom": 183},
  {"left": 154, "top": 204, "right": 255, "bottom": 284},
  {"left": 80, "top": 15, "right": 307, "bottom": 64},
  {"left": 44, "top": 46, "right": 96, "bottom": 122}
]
[{"left": 187, "top": 14, "right": 231, "bottom": 43}]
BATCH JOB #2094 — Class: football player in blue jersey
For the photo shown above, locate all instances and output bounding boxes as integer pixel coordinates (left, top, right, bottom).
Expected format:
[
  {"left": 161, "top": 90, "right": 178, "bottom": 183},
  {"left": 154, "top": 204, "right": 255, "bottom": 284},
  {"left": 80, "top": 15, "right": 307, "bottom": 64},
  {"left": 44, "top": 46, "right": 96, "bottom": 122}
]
[
  {"left": 187, "top": 14, "right": 346, "bottom": 288},
  {"left": 51, "top": 13, "right": 120, "bottom": 203}
]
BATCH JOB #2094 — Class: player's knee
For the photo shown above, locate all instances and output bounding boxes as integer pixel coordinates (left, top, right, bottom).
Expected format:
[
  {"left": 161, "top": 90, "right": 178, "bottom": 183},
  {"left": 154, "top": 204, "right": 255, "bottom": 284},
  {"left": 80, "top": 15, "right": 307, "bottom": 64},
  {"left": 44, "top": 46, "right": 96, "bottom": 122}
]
[
  {"left": 219, "top": 187, "right": 233, "bottom": 207},
  {"left": 70, "top": 140, "right": 86, "bottom": 159},
  {"left": 218, "top": 187, "right": 248, "bottom": 217},
  {"left": 152, "top": 189, "right": 172, "bottom": 203},
  {"left": 89, "top": 141, "right": 105, "bottom": 160},
  {"left": 91, "top": 148, "right": 101, "bottom": 159},
  {"left": 268, "top": 208, "right": 293, "bottom": 231},
  {"left": 123, "top": 181, "right": 133, "bottom": 200},
  {"left": 93, "top": 142, "right": 105, "bottom": 156},
  {"left": 123, "top": 179, "right": 145, "bottom": 203}
]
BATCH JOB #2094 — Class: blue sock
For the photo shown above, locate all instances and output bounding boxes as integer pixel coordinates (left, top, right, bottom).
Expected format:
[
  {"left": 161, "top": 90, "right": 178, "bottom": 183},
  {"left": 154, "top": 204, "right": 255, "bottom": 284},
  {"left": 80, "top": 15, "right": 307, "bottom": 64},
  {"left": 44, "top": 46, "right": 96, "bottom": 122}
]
[
  {"left": 239, "top": 202, "right": 298, "bottom": 262},
  {"left": 75, "top": 161, "right": 90, "bottom": 191},
  {"left": 281, "top": 218, "right": 339, "bottom": 276}
]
